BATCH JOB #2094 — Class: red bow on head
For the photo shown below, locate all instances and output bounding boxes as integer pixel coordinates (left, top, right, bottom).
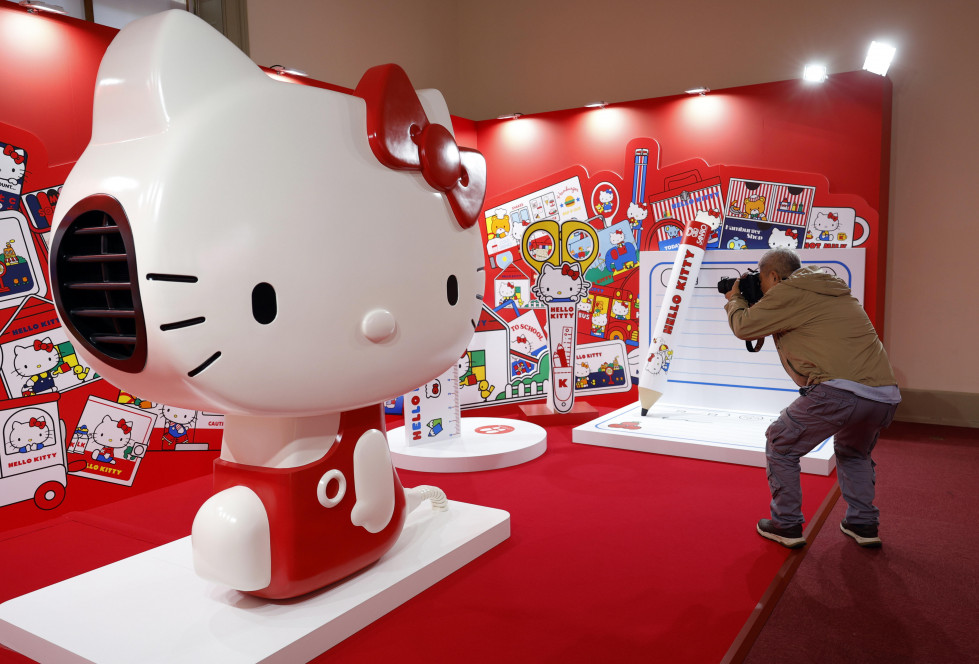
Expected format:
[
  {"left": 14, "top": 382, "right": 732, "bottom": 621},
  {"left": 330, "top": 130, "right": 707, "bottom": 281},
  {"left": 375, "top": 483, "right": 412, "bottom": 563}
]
[
  {"left": 33, "top": 340, "right": 54, "bottom": 352},
  {"left": 786, "top": 229, "right": 799, "bottom": 239},
  {"left": 29, "top": 417, "right": 45, "bottom": 429},
  {"left": 561, "top": 263, "right": 580, "bottom": 280},
  {"left": 117, "top": 419, "right": 132, "bottom": 435},
  {"left": 828, "top": 212, "right": 839, "bottom": 221},
  {"left": 3, "top": 144, "right": 24, "bottom": 165},
  {"left": 707, "top": 209, "right": 720, "bottom": 218},
  {"left": 355, "top": 64, "right": 486, "bottom": 229}
]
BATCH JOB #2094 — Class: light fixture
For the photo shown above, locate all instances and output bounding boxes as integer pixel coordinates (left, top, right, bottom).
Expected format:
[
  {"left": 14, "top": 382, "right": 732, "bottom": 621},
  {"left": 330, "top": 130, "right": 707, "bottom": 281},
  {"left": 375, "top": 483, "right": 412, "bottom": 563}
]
[
  {"left": 584, "top": 101, "right": 608, "bottom": 109},
  {"left": 863, "top": 41, "right": 896, "bottom": 76},
  {"left": 18, "top": 1, "right": 67, "bottom": 13},
  {"left": 685, "top": 86, "right": 710, "bottom": 96},
  {"left": 269, "top": 64, "right": 308, "bottom": 77},
  {"left": 803, "top": 64, "right": 828, "bottom": 82},
  {"left": 496, "top": 113, "right": 523, "bottom": 120}
]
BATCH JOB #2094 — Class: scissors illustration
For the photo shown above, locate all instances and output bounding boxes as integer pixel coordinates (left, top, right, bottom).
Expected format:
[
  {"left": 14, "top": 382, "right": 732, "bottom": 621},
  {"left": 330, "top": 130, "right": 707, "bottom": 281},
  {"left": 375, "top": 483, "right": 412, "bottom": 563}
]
[
  {"left": 520, "top": 219, "right": 600, "bottom": 281},
  {"left": 519, "top": 218, "right": 600, "bottom": 413}
]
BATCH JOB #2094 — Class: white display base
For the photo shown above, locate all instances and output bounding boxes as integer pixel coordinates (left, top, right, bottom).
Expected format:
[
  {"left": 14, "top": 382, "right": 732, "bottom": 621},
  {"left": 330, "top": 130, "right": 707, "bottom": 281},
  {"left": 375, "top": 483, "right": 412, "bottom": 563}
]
[
  {"left": 0, "top": 500, "right": 510, "bottom": 664},
  {"left": 388, "top": 417, "right": 547, "bottom": 473},
  {"left": 573, "top": 403, "right": 835, "bottom": 476}
]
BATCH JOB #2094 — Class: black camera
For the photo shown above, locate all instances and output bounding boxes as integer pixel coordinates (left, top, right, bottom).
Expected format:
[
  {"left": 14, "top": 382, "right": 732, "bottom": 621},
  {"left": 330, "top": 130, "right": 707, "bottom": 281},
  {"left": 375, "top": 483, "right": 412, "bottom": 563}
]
[{"left": 718, "top": 269, "right": 764, "bottom": 306}]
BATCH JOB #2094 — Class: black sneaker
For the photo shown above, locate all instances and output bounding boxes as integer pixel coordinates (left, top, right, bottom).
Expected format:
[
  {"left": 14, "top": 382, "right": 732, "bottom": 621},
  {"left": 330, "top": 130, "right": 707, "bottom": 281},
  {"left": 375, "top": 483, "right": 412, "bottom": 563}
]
[
  {"left": 840, "top": 520, "right": 882, "bottom": 548},
  {"left": 756, "top": 519, "right": 806, "bottom": 549}
]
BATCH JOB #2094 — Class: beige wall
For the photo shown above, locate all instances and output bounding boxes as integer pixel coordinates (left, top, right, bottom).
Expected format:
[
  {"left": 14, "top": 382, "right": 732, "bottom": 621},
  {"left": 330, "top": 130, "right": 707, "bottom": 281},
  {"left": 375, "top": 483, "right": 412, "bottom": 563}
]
[{"left": 247, "top": 0, "right": 979, "bottom": 398}]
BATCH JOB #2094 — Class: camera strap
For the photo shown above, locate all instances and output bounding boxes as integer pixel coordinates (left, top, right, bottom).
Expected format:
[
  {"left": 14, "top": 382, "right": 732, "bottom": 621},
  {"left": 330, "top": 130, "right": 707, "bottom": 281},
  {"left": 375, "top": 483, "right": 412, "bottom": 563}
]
[{"left": 745, "top": 337, "right": 764, "bottom": 353}]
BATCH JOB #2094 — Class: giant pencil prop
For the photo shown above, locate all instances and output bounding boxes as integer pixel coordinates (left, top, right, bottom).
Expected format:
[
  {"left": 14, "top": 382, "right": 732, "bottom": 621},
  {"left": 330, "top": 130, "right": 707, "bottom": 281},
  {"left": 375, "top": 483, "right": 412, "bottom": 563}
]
[{"left": 638, "top": 209, "right": 722, "bottom": 415}]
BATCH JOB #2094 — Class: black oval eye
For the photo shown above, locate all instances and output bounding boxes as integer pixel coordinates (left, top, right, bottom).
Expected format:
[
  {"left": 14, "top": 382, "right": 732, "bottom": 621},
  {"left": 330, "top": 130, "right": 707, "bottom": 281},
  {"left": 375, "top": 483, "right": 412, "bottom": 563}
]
[
  {"left": 252, "top": 283, "right": 277, "bottom": 324},
  {"left": 446, "top": 275, "right": 459, "bottom": 306}
]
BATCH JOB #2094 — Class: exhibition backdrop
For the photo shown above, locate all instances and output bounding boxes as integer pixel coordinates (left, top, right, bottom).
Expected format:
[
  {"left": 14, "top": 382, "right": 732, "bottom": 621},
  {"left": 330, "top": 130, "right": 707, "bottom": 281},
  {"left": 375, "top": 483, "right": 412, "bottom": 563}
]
[{"left": 0, "top": 5, "right": 888, "bottom": 522}]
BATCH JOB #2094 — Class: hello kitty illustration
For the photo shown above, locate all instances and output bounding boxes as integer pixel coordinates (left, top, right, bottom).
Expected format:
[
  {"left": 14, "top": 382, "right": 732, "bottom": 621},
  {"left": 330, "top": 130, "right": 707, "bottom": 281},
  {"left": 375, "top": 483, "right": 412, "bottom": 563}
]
[
  {"left": 611, "top": 299, "right": 630, "bottom": 320},
  {"left": 596, "top": 188, "right": 614, "bottom": 214},
  {"left": 0, "top": 145, "right": 26, "bottom": 186},
  {"left": 812, "top": 211, "right": 840, "bottom": 242},
  {"left": 498, "top": 281, "right": 517, "bottom": 304},
  {"left": 768, "top": 227, "right": 799, "bottom": 249},
  {"left": 532, "top": 262, "right": 591, "bottom": 303},
  {"left": 13, "top": 338, "right": 64, "bottom": 396},
  {"left": 575, "top": 362, "right": 590, "bottom": 389},
  {"left": 626, "top": 201, "right": 647, "bottom": 231},
  {"left": 89, "top": 415, "right": 133, "bottom": 465},
  {"left": 646, "top": 350, "right": 667, "bottom": 374},
  {"left": 591, "top": 309, "right": 608, "bottom": 335},
  {"left": 49, "top": 11, "right": 486, "bottom": 600},
  {"left": 160, "top": 405, "right": 197, "bottom": 449},
  {"left": 605, "top": 229, "right": 638, "bottom": 272},
  {"left": 5, "top": 416, "right": 51, "bottom": 454},
  {"left": 512, "top": 334, "right": 533, "bottom": 356}
]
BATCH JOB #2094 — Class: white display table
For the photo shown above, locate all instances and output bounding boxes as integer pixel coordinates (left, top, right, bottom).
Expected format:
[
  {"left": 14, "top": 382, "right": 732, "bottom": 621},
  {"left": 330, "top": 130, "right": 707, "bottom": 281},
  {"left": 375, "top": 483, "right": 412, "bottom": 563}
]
[
  {"left": 388, "top": 417, "right": 546, "bottom": 473},
  {"left": 0, "top": 500, "right": 509, "bottom": 663}
]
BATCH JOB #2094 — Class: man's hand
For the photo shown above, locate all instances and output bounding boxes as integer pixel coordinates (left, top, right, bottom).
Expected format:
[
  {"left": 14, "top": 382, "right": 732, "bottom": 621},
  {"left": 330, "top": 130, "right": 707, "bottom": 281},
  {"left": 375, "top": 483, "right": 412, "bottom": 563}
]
[{"left": 724, "top": 277, "right": 741, "bottom": 301}]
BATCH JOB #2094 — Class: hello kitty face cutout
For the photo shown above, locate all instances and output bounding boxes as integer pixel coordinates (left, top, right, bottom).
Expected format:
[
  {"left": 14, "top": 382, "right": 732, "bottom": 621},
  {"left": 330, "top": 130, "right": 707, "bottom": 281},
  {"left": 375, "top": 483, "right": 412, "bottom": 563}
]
[{"left": 49, "top": 10, "right": 486, "bottom": 417}]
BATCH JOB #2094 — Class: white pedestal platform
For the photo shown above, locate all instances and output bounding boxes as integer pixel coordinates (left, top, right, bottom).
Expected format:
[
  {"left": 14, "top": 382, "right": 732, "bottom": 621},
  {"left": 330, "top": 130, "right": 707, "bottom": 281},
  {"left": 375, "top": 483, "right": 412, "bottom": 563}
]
[
  {"left": 388, "top": 417, "right": 547, "bottom": 473},
  {"left": 573, "top": 403, "right": 835, "bottom": 475},
  {"left": 0, "top": 500, "right": 510, "bottom": 664}
]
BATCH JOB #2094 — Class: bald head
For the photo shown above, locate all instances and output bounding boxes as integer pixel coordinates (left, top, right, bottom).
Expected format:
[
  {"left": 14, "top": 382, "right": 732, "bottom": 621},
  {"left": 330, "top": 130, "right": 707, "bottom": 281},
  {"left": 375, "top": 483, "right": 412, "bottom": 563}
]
[{"left": 759, "top": 247, "right": 801, "bottom": 280}]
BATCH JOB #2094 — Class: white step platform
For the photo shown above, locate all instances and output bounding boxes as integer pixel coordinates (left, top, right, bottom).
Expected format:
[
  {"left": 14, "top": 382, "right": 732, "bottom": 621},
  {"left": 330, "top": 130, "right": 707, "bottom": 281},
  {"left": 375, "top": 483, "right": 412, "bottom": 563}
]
[
  {"left": 573, "top": 403, "right": 835, "bottom": 475},
  {"left": 388, "top": 417, "right": 546, "bottom": 473},
  {"left": 0, "top": 500, "right": 510, "bottom": 664}
]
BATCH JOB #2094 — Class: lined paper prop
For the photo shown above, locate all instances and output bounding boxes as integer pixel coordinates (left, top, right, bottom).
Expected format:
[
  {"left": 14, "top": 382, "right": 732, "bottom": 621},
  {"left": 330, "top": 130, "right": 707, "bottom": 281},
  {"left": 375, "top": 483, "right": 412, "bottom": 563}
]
[
  {"left": 638, "top": 209, "right": 722, "bottom": 415},
  {"left": 521, "top": 219, "right": 599, "bottom": 413}
]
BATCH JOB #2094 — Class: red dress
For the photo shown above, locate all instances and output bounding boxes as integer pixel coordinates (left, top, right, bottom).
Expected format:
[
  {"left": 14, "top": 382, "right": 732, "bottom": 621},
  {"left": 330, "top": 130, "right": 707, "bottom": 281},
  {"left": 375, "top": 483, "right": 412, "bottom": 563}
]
[{"left": 212, "top": 404, "right": 407, "bottom": 599}]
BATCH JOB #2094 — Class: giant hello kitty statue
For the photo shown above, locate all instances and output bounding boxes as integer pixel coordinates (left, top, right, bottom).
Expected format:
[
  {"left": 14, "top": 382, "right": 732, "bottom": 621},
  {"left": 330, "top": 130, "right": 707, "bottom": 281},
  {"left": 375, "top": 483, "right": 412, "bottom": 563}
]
[{"left": 49, "top": 11, "right": 486, "bottom": 599}]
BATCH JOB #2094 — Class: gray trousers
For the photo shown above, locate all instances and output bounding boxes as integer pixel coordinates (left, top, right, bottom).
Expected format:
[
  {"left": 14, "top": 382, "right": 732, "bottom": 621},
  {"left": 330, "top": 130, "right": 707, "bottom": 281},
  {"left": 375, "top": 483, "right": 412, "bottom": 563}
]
[{"left": 765, "top": 384, "right": 898, "bottom": 528}]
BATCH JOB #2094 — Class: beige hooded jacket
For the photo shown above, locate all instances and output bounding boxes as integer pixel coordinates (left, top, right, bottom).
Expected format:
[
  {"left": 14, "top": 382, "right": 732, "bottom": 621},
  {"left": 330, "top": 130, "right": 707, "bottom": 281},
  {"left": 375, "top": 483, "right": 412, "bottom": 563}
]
[{"left": 724, "top": 266, "right": 897, "bottom": 388}]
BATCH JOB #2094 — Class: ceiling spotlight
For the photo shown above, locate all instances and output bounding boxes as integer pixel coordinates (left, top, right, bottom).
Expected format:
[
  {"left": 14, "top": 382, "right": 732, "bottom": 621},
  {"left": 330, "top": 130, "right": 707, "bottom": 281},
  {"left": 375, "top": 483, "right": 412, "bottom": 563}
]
[
  {"left": 863, "top": 41, "right": 896, "bottom": 76},
  {"left": 496, "top": 113, "right": 523, "bottom": 120},
  {"left": 18, "top": 1, "right": 67, "bottom": 13},
  {"left": 803, "top": 64, "right": 828, "bottom": 82},
  {"left": 269, "top": 65, "right": 308, "bottom": 77},
  {"left": 584, "top": 101, "right": 608, "bottom": 109},
  {"left": 685, "top": 87, "right": 710, "bottom": 96}
]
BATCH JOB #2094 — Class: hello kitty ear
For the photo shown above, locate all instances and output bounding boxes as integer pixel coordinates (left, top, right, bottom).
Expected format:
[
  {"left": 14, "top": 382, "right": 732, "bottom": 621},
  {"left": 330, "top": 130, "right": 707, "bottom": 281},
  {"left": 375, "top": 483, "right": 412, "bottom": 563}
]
[
  {"left": 92, "top": 11, "right": 265, "bottom": 145},
  {"left": 102, "top": 415, "right": 112, "bottom": 423}
]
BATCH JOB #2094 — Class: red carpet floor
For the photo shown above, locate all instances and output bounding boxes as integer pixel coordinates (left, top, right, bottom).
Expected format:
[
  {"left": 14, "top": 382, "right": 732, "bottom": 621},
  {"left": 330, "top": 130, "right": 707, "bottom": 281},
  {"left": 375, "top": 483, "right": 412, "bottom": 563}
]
[
  {"left": 743, "top": 422, "right": 979, "bottom": 664},
  {"left": 0, "top": 394, "right": 838, "bottom": 664}
]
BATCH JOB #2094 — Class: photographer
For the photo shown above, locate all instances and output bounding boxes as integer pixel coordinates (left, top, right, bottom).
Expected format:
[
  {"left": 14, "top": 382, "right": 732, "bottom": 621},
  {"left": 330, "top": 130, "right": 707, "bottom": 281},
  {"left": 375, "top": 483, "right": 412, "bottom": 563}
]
[{"left": 722, "top": 247, "right": 900, "bottom": 549}]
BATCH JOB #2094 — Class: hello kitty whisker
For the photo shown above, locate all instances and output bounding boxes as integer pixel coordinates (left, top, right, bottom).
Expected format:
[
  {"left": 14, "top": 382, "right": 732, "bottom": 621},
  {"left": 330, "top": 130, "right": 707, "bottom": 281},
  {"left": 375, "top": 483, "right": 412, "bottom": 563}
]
[
  {"left": 146, "top": 273, "right": 199, "bottom": 283},
  {"left": 476, "top": 266, "right": 484, "bottom": 272},
  {"left": 160, "top": 317, "right": 206, "bottom": 331},
  {"left": 475, "top": 293, "right": 483, "bottom": 300},
  {"left": 188, "top": 351, "right": 221, "bottom": 378}
]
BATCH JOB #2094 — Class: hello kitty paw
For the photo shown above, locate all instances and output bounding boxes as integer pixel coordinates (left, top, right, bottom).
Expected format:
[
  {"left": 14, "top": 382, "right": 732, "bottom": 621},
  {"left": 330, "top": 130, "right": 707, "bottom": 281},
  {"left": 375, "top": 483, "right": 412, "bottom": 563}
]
[{"left": 191, "top": 486, "right": 271, "bottom": 592}]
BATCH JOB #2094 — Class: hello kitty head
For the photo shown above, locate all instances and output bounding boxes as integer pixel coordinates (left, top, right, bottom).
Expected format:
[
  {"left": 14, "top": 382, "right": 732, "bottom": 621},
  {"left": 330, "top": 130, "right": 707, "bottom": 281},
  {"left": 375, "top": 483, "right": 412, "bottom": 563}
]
[
  {"left": 695, "top": 208, "right": 722, "bottom": 230},
  {"left": 575, "top": 362, "right": 590, "bottom": 378},
  {"left": 611, "top": 300, "right": 629, "bottom": 316},
  {"left": 6, "top": 416, "right": 52, "bottom": 454},
  {"left": 13, "top": 339, "right": 60, "bottom": 378},
  {"left": 646, "top": 350, "right": 667, "bottom": 373},
  {"left": 812, "top": 211, "right": 840, "bottom": 232},
  {"left": 0, "top": 145, "right": 26, "bottom": 185},
  {"left": 599, "top": 189, "right": 614, "bottom": 204},
  {"left": 627, "top": 202, "right": 648, "bottom": 222},
  {"left": 768, "top": 228, "right": 798, "bottom": 249},
  {"left": 92, "top": 415, "right": 133, "bottom": 450},
  {"left": 458, "top": 352, "right": 471, "bottom": 375},
  {"left": 163, "top": 406, "right": 196, "bottom": 426},
  {"left": 533, "top": 262, "right": 590, "bottom": 303},
  {"left": 499, "top": 282, "right": 515, "bottom": 298},
  {"left": 591, "top": 310, "right": 608, "bottom": 326},
  {"left": 50, "top": 11, "right": 486, "bottom": 417},
  {"left": 610, "top": 229, "right": 625, "bottom": 245}
]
